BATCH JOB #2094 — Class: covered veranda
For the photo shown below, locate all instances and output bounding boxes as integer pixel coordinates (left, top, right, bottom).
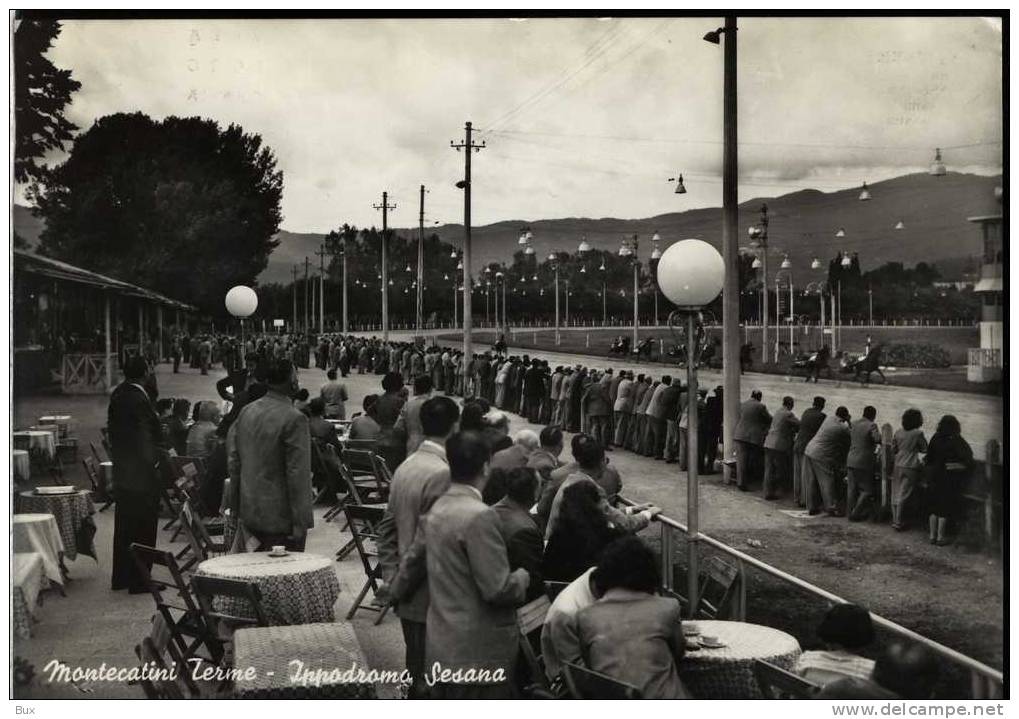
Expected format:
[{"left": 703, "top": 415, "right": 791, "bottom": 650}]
[{"left": 13, "top": 249, "right": 196, "bottom": 394}]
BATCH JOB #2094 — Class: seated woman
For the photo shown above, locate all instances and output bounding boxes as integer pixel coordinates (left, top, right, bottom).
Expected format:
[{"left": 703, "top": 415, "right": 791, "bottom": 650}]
[
  {"left": 576, "top": 536, "right": 690, "bottom": 699},
  {"left": 542, "top": 481, "right": 627, "bottom": 583},
  {"left": 186, "top": 401, "right": 221, "bottom": 458},
  {"left": 795, "top": 603, "right": 876, "bottom": 686}
]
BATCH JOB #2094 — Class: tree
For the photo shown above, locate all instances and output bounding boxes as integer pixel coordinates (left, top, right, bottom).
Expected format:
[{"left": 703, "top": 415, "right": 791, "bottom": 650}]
[
  {"left": 14, "top": 19, "right": 81, "bottom": 184},
  {"left": 36, "top": 112, "right": 283, "bottom": 313}
]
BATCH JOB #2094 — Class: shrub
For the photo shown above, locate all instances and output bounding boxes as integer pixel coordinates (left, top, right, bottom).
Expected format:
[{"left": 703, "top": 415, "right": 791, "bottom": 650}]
[{"left": 883, "top": 343, "right": 952, "bottom": 369}]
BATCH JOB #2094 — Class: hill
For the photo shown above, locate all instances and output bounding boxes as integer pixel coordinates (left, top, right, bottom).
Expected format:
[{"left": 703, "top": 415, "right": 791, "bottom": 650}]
[{"left": 14, "top": 171, "right": 1000, "bottom": 285}]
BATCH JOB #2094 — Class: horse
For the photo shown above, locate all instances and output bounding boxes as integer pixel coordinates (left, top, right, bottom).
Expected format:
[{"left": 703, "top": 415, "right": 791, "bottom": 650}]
[
  {"left": 803, "top": 345, "right": 832, "bottom": 383},
  {"left": 852, "top": 344, "right": 886, "bottom": 385},
  {"left": 607, "top": 336, "right": 630, "bottom": 357},
  {"left": 632, "top": 337, "right": 655, "bottom": 363}
]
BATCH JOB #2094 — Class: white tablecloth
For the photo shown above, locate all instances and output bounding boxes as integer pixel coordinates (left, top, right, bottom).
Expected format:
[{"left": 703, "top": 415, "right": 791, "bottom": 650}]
[
  {"left": 13, "top": 552, "right": 45, "bottom": 640},
  {"left": 38, "top": 415, "right": 73, "bottom": 438},
  {"left": 12, "top": 430, "right": 57, "bottom": 461},
  {"left": 12, "top": 449, "right": 30, "bottom": 482},
  {"left": 680, "top": 620, "right": 802, "bottom": 699},
  {"left": 13, "top": 513, "right": 66, "bottom": 585}
]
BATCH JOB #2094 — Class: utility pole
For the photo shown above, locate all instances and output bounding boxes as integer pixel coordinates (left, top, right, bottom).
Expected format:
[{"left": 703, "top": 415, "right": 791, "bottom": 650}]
[
  {"left": 451, "top": 121, "right": 485, "bottom": 361},
  {"left": 373, "top": 192, "right": 396, "bottom": 342},
  {"left": 303, "top": 256, "right": 310, "bottom": 334},
  {"left": 316, "top": 243, "right": 327, "bottom": 333},
  {"left": 342, "top": 230, "right": 349, "bottom": 334},
  {"left": 292, "top": 265, "right": 298, "bottom": 332},
  {"left": 718, "top": 15, "right": 741, "bottom": 473},
  {"left": 418, "top": 185, "right": 426, "bottom": 333}
]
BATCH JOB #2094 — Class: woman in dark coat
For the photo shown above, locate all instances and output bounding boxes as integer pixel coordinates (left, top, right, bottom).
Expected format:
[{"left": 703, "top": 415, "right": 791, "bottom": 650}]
[
  {"left": 924, "top": 415, "right": 974, "bottom": 546},
  {"left": 542, "top": 480, "right": 627, "bottom": 583}
]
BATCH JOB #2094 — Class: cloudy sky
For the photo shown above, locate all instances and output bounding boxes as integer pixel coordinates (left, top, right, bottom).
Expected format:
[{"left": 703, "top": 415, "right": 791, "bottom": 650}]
[{"left": 27, "top": 15, "right": 1003, "bottom": 232}]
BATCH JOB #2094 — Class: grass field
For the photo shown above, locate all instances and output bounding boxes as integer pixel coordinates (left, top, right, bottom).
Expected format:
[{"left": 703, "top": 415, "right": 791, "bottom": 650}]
[{"left": 439, "top": 325, "right": 997, "bottom": 395}]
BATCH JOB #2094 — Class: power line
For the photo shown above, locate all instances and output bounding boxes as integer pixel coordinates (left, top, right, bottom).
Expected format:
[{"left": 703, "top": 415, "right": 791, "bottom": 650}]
[{"left": 486, "top": 128, "right": 1002, "bottom": 153}]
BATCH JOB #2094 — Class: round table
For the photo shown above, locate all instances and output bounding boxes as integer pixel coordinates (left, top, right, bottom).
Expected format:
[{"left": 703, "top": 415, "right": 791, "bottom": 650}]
[
  {"left": 12, "top": 450, "right": 30, "bottom": 482},
  {"left": 13, "top": 431, "right": 57, "bottom": 461},
  {"left": 679, "top": 620, "right": 801, "bottom": 699},
  {"left": 12, "top": 513, "right": 66, "bottom": 586},
  {"left": 38, "top": 415, "right": 73, "bottom": 439},
  {"left": 194, "top": 552, "right": 340, "bottom": 626},
  {"left": 17, "top": 490, "right": 95, "bottom": 561}
]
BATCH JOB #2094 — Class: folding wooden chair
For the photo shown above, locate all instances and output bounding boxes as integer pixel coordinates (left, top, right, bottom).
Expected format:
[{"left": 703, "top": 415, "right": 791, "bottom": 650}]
[
  {"left": 753, "top": 659, "right": 820, "bottom": 699},
  {"left": 316, "top": 443, "right": 352, "bottom": 523},
  {"left": 696, "top": 556, "right": 740, "bottom": 619},
  {"left": 134, "top": 636, "right": 186, "bottom": 699},
  {"left": 89, "top": 440, "right": 107, "bottom": 464},
  {"left": 561, "top": 661, "right": 642, "bottom": 699},
  {"left": 342, "top": 503, "right": 390, "bottom": 625},
  {"left": 190, "top": 575, "right": 269, "bottom": 646},
  {"left": 130, "top": 542, "right": 222, "bottom": 664},
  {"left": 516, "top": 595, "right": 555, "bottom": 696},
  {"left": 139, "top": 612, "right": 203, "bottom": 698},
  {"left": 177, "top": 500, "right": 227, "bottom": 571},
  {"left": 81, "top": 457, "right": 113, "bottom": 511}
]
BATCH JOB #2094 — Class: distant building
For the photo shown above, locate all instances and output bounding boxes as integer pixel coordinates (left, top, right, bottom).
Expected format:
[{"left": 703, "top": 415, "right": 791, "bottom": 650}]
[
  {"left": 933, "top": 280, "right": 975, "bottom": 291},
  {"left": 966, "top": 191, "right": 1003, "bottom": 383}
]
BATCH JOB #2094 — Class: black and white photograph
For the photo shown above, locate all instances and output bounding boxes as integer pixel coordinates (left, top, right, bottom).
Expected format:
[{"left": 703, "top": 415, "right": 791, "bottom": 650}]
[{"left": 7, "top": 10, "right": 1007, "bottom": 707}]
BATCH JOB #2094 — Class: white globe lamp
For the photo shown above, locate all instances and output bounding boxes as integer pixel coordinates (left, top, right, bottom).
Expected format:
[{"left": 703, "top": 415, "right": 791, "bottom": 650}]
[
  {"left": 657, "top": 239, "right": 724, "bottom": 310},
  {"left": 225, "top": 285, "right": 258, "bottom": 318}
]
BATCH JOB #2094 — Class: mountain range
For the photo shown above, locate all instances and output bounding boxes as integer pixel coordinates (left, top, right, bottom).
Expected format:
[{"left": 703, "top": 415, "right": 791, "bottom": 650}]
[{"left": 14, "top": 171, "right": 1000, "bottom": 285}]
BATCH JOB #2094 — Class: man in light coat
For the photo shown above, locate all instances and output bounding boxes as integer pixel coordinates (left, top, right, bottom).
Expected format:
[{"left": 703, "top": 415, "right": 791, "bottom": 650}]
[
  {"left": 763, "top": 396, "right": 800, "bottom": 500},
  {"left": 612, "top": 371, "right": 634, "bottom": 448},
  {"left": 376, "top": 396, "right": 460, "bottom": 698},
  {"left": 846, "top": 405, "right": 881, "bottom": 521},
  {"left": 389, "top": 431, "right": 530, "bottom": 698},
  {"left": 733, "top": 390, "right": 772, "bottom": 491},
  {"left": 225, "top": 359, "right": 312, "bottom": 551}
]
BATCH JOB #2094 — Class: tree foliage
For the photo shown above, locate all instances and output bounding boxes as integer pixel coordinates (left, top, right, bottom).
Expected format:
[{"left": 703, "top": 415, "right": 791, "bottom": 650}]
[
  {"left": 35, "top": 112, "right": 283, "bottom": 313},
  {"left": 14, "top": 19, "right": 81, "bottom": 184}
]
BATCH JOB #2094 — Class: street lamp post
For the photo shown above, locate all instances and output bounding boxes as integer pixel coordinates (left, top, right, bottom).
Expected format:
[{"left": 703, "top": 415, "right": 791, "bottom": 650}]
[
  {"left": 564, "top": 279, "right": 570, "bottom": 327},
  {"left": 774, "top": 257, "right": 793, "bottom": 362},
  {"left": 619, "top": 235, "right": 640, "bottom": 347},
  {"left": 651, "top": 232, "right": 663, "bottom": 326},
  {"left": 598, "top": 259, "right": 607, "bottom": 326},
  {"left": 548, "top": 253, "right": 560, "bottom": 344},
  {"left": 658, "top": 239, "right": 724, "bottom": 619},
  {"left": 748, "top": 204, "right": 769, "bottom": 362}
]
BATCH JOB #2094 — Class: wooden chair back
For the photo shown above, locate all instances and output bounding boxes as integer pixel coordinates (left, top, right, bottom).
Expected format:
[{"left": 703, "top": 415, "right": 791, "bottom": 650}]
[
  {"left": 697, "top": 555, "right": 740, "bottom": 619},
  {"left": 516, "top": 595, "right": 552, "bottom": 690},
  {"left": 190, "top": 574, "right": 269, "bottom": 636},
  {"left": 82, "top": 456, "right": 101, "bottom": 495},
  {"left": 342, "top": 503, "right": 390, "bottom": 624},
  {"left": 134, "top": 636, "right": 185, "bottom": 699},
  {"left": 753, "top": 659, "right": 820, "bottom": 699},
  {"left": 177, "top": 499, "right": 225, "bottom": 570},
  {"left": 561, "top": 661, "right": 642, "bottom": 699}
]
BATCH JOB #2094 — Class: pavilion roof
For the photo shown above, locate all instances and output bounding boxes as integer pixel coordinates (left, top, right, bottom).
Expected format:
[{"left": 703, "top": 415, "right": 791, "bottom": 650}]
[{"left": 13, "top": 249, "right": 197, "bottom": 311}]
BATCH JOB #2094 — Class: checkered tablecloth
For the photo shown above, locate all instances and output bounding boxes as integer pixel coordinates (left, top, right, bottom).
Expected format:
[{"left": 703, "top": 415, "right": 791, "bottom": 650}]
[
  {"left": 13, "top": 513, "right": 65, "bottom": 585},
  {"left": 13, "top": 552, "right": 45, "bottom": 640},
  {"left": 233, "top": 622, "right": 377, "bottom": 698},
  {"left": 679, "top": 620, "right": 801, "bottom": 699},
  {"left": 17, "top": 491, "right": 95, "bottom": 561},
  {"left": 195, "top": 552, "right": 340, "bottom": 626}
]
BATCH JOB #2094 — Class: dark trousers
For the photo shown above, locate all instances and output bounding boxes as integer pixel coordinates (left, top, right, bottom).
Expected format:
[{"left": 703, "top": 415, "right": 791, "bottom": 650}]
[
  {"left": 588, "top": 414, "right": 611, "bottom": 449},
  {"left": 400, "top": 618, "right": 428, "bottom": 698},
  {"left": 250, "top": 531, "right": 307, "bottom": 552},
  {"left": 699, "top": 429, "right": 719, "bottom": 473},
  {"left": 735, "top": 440, "right": 764, "bottom": 489},
  {"left": 111, "top": 489, "right": 160, "bottom": 591},
  {"left": 763, "top": 448, "right": 792, "bottom": 498},
  {"left": 648, "top": 417, "right": 667, "bottom": 458},
  {"left": 172, "top": 355, "right": 180, "bottom": 373},
  {"left": 847, "top": 466, "right": 877, "bottom": 521}
]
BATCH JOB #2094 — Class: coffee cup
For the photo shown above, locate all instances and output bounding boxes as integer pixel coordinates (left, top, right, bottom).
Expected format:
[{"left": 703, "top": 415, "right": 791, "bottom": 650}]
[
  {"left": 682, "top": 625, "right": 700, "bottom": 637},
  {"left": 271, "top": 545, "right": 286, "bottom": 555},
  {"left": 701, "top": 635, "right": 720, "bottom": 645}
]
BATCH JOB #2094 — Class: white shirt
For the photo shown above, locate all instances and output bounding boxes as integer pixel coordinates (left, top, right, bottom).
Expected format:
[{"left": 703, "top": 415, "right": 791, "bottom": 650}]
[{"left": 540, "top": 567, "right": 597, "bottom": 680}]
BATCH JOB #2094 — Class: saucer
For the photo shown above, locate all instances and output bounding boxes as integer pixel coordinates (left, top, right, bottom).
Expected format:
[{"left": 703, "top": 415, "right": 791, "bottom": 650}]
[
  {"left": 268, "top": 550, "right": 289, "bottom": 558},
  {"left": 700, "top": 639, "right": 727, "bottom": 649}
]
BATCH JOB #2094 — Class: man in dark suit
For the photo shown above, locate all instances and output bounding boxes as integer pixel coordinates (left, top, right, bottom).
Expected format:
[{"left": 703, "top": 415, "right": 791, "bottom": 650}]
[
  {"left": 846, "top": 405, "right": 881, "bottom": 521},
  {"left": 389, "top": 431, "right": 529, "bottom": 699},
  {"left": 733, "top": 390, "right": 772, "bottom": 491},
  {"left": 493, "top": 467, "right": 544, "bottom": 601},
  {"left": 108, "top": 355, "right": 163, "bottom": 593},
  {"left": 377, "top": 396, "right": 460, "bottom": 698},
  {"left": 699, "top": 386, "right": 723, "bottom": 473},
  {"left": 793, "top": 396, "right": 827, "bottom": 507},
  {"left": 763, "top": 396, "right": 800, "bottom": 500}
]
